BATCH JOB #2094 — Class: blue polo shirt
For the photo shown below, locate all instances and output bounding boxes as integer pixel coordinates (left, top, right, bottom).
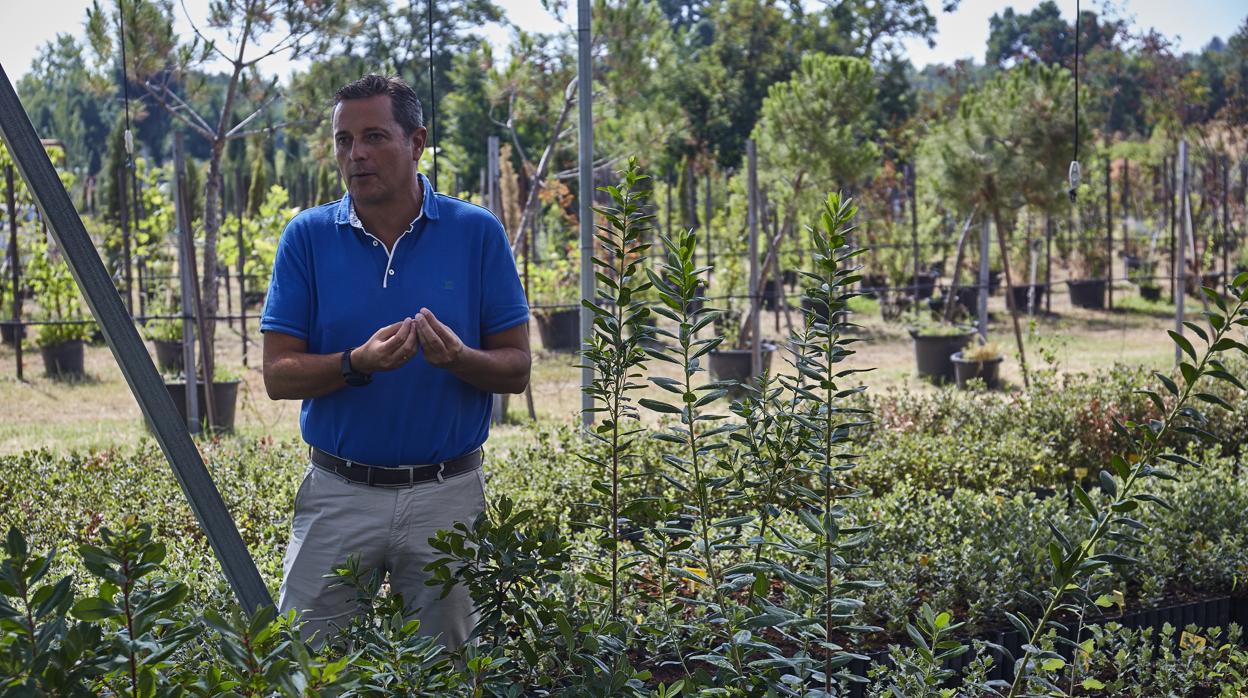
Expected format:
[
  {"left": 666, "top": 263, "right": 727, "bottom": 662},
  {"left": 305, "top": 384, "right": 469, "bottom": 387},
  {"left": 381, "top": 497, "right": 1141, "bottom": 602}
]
[{"left": 260, "top": 174, "right": 529, "bottom": 466}]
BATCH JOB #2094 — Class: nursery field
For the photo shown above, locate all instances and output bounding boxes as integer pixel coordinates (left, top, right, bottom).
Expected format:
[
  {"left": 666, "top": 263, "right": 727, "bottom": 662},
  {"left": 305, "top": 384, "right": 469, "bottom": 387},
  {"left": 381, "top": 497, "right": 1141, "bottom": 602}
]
[{"left": 0, "top": 283, "right": 1186, "bottom": 454}]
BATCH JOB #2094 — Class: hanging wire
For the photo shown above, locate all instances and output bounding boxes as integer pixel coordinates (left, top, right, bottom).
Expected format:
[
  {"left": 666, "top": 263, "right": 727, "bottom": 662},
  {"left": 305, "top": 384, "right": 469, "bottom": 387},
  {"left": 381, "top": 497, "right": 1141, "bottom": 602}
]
[
  {"left": 118, "top": 4, "right": 135, "bottom": 169},
  {"left": 426, "top": 0, "right": 438, "bottom": 192},
  {"left": 1068, "top": 0, "right": 1081, "bottom": 202}
]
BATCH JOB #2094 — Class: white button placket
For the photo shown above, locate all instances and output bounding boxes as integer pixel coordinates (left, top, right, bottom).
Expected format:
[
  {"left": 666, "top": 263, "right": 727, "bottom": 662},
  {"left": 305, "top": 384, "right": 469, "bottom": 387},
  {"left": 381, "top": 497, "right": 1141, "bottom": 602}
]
[{"left": 352, "top": 203, "right": 421, "bottom": 289}]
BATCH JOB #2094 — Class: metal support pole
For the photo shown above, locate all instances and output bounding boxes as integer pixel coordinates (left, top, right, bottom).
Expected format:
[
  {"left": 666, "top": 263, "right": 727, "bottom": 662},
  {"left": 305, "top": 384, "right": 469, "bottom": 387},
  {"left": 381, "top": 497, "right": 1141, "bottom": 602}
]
[
  {"left": 1122, "top": 158, "right": 1130, "bottom": 266},
  {"left": 486, "top": 136, "right": 507, "bottom": 425},
  {"left": 978, "top": 218, "right": 989, "bottom": 340},
  {"left": 1176, "top": 141, "right": 1188, "bottom": 366},
  {"left": 908, "top": 163, "right": 919, "bottom": 319},
  {"left": 6, "top": 165, "right": 22, "bottom": 380},
  {"left": 1105, "top": 157, "right": 1113, "bottom": 309},
  {"left": 1045, "top": 214, "right": 1053, "bottom": 314},
  {"left": 118, "top": 159, "right": 133, "bottom": 314},
  {"left": 0, "top": 65, "right": 270, "bottom": 613},
  {"left": 704, "top": 170, "right": 712, "bottom": 275},
  {"left": 576, "top": 0, "right": 594, "bottom": 428},
  {"left": 1169, "top": 153, "right": 1177, "bottom": 301},
  {"left": 1223, "top": 156, "right": 1230, "bottom": 282},
  {"left": 747, "top": 140, "right": 760, "bottom": 379}
]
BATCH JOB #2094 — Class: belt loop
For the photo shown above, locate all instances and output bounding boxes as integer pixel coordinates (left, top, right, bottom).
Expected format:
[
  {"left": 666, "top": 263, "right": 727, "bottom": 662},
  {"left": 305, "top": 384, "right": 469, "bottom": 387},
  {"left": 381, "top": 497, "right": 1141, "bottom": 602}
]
[
  {"left": 366, "top": 465, "right": 375, "bottom": 487},
  {"left": 436, "top": 462, "right": 446, "bottom": 484}
]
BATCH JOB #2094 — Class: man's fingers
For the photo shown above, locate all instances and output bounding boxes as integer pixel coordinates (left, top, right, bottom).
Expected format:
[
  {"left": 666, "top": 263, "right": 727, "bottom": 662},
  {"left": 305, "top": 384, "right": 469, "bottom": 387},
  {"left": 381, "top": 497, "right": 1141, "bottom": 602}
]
[
  {"left": 414, "top": 314, "right": 446, "bottom": 356},
  {"left": 421, "top": 307, "right": 460, "bottom": 345},
  {"left": 374, "top": 319, "right": 405, "bottom": 342},
  {"left": 398, "top": 324, "right": 420, "bottom": 358}
]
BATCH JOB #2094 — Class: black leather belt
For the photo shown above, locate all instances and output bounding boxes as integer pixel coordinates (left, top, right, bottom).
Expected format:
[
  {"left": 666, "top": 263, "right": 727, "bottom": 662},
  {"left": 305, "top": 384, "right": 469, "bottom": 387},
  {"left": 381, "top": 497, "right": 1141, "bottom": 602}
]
[{"left": 310, "top": 447, "right": 482, "bottom": 488}]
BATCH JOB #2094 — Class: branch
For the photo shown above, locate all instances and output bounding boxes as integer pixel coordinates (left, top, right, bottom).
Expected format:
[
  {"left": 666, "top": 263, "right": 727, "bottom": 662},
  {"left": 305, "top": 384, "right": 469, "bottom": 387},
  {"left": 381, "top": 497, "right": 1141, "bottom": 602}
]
[
  {"left": 179, "top": 0, "right": 233, "bottom": 64},
  {"left": 225, "top": 118, "right": 321, "bottom": 141},
  {"left": 509, "top": 78, "right": 578, "bottom": 251},
  {"left": 142, "top": 81, "right": 216, "bottom": 141},
  {"left": 240, "top": 24, "right": 322, "bottom": 69},
  {"left": 224, "top": 92, "right": 282, "bottom": 139}
]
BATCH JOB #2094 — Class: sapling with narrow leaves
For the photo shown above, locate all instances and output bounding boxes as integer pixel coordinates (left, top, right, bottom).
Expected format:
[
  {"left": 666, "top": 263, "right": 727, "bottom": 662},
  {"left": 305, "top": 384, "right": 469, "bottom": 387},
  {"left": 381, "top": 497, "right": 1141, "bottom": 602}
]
[
  {"left": 578, "top": 157, "right": 655, "bottom": 621},
  {"left": 640, "top": 225, "right": 754, "bottom": 681},
  {"left": 778, "top": 192, "right": 882, "bottom": 694},
  {"left": 1005, "top": 273, "right": 1248, "bottom": 697}
]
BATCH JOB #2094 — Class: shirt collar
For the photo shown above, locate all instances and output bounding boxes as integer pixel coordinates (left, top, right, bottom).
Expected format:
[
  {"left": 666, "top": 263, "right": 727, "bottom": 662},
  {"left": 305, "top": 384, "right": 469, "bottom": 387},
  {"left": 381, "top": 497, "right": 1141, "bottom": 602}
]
[{"left": 333, "top": 171, "right": 440, "bottom": 228}]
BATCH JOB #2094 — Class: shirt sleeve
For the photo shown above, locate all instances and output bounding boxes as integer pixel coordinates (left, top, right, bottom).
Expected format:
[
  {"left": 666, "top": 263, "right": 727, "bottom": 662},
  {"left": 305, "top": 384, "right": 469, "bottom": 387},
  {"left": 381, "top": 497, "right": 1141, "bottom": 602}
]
[
  {"left": 480, "top": 219, "right": 530, "bottom": 337},
  {"left": 260, "top": 219, "right": 312, "bottom": 341}
]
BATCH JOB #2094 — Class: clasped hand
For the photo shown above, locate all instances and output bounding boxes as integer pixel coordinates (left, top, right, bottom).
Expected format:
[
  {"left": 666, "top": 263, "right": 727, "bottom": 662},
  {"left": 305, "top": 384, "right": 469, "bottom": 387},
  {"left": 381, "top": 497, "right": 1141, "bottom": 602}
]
[{"left": 350, "top": 308, "right": 464, "bottom": 373}]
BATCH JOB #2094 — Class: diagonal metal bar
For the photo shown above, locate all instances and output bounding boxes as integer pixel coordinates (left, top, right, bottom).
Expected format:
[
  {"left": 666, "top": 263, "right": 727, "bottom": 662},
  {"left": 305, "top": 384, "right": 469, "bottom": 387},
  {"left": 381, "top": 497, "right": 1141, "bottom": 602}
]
[{"left": 0, "top": 63, "right": 272, "bottom": 613}]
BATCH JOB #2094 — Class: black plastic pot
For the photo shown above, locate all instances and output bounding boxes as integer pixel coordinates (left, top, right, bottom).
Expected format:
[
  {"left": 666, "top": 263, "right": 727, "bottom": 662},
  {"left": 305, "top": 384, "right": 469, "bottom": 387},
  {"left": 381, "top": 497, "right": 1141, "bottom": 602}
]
[
  {"left": 781, "top": 269, "right": 798, "bottom": 288},
  {"left": 153, "top": 339, "right": 184, "bottom": 374},
  {"left": 1140, "top": 285, "right": 1162, "bottom": 302},
  {"left": 40, "top": 340, "right": 85, "bottom": 379},
  {"left": 161, "top": 379, "right": 241, "bottom": 433},
  {"left": 1067, "top": 278, "right": 1107, "bottom": 309},
  {"left": 242, "top": 290, "right": 266, "bottom": 308},
  {"left": 951, "top": 351, "right": 1003, "bottom": 390},
  {"left": 761, "top": 279, "right": 781, "bottom": 311},
  {"left": 861, "top": 274, "right": 888, "bottom": 299},
  {"left": 535, "top": 308, "right": 581, "bottom": 352},
  {"left": 0, "top": 321, "right": 24, "bottom": 347},
  {"left": 708, "top": 343, "right": 775, "bottom": 384},
  {"left": 905, "top": 273, "right": 937, "bottom": 300},
  {"left": 988, "top": 270, "right": 1002, "bottom": 295},
  {"left": 1008, "top": 284, "right": 1048, "bottom": 312},
  {"left": 910, "top": 330, "right": 973, "bottom": 385}
]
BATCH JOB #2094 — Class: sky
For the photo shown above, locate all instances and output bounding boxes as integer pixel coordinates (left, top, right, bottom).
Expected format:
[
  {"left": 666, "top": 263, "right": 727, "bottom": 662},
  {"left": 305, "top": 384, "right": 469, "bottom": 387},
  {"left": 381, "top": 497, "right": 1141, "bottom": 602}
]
[{"left": 1, "top": 0, "right": 1245, "bottom": 85}]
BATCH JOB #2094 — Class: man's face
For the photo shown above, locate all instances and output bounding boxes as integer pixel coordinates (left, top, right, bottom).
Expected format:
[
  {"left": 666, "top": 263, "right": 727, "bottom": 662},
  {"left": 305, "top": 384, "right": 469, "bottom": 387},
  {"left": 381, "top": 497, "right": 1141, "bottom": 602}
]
[{"left": 332, "top": 94, "right": 427, "bottom": 206}]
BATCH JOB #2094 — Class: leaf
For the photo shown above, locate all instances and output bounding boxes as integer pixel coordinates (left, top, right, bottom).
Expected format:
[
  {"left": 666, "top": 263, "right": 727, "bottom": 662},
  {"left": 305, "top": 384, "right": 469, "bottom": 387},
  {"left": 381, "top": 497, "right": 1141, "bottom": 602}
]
[
  {"left": 639, "top": 398, "right": 682, "bottom": 415},
  {"left": 1040, "top": 657, "right": 1066, "bottom": 672},
  {"left": 1168, "top": 331, "right": 1196, "bottom": 361},
  {"left": 1073, "top": 486, "right": 1098, "bottom": 517},
  {"left": 1098, "top": 470, "right": 1117, "bottom": 498}
]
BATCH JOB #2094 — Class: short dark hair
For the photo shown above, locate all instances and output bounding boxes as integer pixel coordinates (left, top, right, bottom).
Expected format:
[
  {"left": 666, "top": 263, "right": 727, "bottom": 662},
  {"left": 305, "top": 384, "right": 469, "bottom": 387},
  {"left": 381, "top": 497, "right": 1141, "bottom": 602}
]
[{"left": 333, "top": 74, "right": 424, "bottom": 135}]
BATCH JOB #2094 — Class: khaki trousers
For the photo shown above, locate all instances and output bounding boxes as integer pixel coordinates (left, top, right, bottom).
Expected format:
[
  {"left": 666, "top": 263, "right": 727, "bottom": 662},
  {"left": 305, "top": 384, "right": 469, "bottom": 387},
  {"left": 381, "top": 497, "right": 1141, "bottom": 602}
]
[{"left": 278, "top": 460, "right": 487, "bottom": 648}]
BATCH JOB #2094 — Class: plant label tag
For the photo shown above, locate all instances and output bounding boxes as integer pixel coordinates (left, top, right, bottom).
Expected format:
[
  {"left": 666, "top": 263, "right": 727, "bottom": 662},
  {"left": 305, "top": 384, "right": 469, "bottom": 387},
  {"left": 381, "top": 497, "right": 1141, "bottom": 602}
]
[{"left": 1179, "top": 631, "right": 1206, "bottom": 652}]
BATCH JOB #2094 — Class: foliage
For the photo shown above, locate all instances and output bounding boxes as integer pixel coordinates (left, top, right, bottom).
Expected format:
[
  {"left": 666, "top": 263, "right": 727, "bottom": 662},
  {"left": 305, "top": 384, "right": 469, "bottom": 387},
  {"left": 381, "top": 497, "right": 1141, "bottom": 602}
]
[
  {"left": 25, "top": 237, "right": 94, "bottom": 346},
  {"left": 218, "top": 184, "right": 300, "bottom": 294},
  {"left": 753, "top": 54, "right": 880, "bottom": 236},
  {"left": 1004, "top": 272, "right": 1248, "bottom": 696}
]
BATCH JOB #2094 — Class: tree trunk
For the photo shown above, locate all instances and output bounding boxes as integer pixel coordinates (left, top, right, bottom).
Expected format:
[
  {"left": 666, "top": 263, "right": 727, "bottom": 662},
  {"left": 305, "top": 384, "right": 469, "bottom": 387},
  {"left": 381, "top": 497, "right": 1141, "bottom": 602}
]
[{"left": 201, "top": 141, "right": 224, "bottom": 378}]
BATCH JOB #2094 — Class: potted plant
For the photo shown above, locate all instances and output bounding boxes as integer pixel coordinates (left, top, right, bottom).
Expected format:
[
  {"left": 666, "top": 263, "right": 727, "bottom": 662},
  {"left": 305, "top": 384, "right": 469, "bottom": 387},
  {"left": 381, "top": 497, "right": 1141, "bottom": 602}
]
[
  {"left": 951, "top": 340, "right": 1005, "bottom": 390},
  {"left": 707, "top": 308, "right": 775, "bottom": 384},
  {"left": 160, "top": 363, "right": 243, "bottom": 433},
  {"left": 142, "top": 311, "right": 184, "bottom": 374},
  {"left": 527, "top": 250, "right": 581, "bottom": 352},
  {"left": 0, "top": 281, "right": 22, "bottom": 347},
  {"left": 26, "top": 239, "right": 93, "bottom": 379},
  {"left": 1128, "top": 261, "right": 1161, "bottom": 302},
  {"left": 707, "top": 250, "right": 773, "bottom": 383},
  {"left": 1067, "top": 240, "right": 1108, "bottom": 309},
  {"left": 909, "top": 321, "right": 974, "bottom": 385}
]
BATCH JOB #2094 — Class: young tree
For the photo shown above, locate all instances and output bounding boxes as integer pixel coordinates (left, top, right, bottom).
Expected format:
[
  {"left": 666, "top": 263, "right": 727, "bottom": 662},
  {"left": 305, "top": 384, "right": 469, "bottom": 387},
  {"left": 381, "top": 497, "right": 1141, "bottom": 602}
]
[
  {"left": 86, "top": 0, "right": 346, "bottom": 376},
  {"left": 752, "top": 53, "right": 880, "bottom": 235}
]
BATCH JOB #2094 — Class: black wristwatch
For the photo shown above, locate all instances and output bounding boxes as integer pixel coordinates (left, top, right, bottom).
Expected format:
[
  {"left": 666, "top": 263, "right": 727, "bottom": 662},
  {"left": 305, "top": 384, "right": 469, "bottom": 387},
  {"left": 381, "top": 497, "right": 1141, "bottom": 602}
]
[{"left": 341, "top": 347, "right": 372, "bottom": 387}]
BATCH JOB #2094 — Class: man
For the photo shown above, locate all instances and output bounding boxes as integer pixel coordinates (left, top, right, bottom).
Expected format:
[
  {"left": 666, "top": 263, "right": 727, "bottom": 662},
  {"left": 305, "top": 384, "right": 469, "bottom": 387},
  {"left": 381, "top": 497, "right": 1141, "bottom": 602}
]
[{"left": 261, "top": 74, "right": 531, "bottom": 649}]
